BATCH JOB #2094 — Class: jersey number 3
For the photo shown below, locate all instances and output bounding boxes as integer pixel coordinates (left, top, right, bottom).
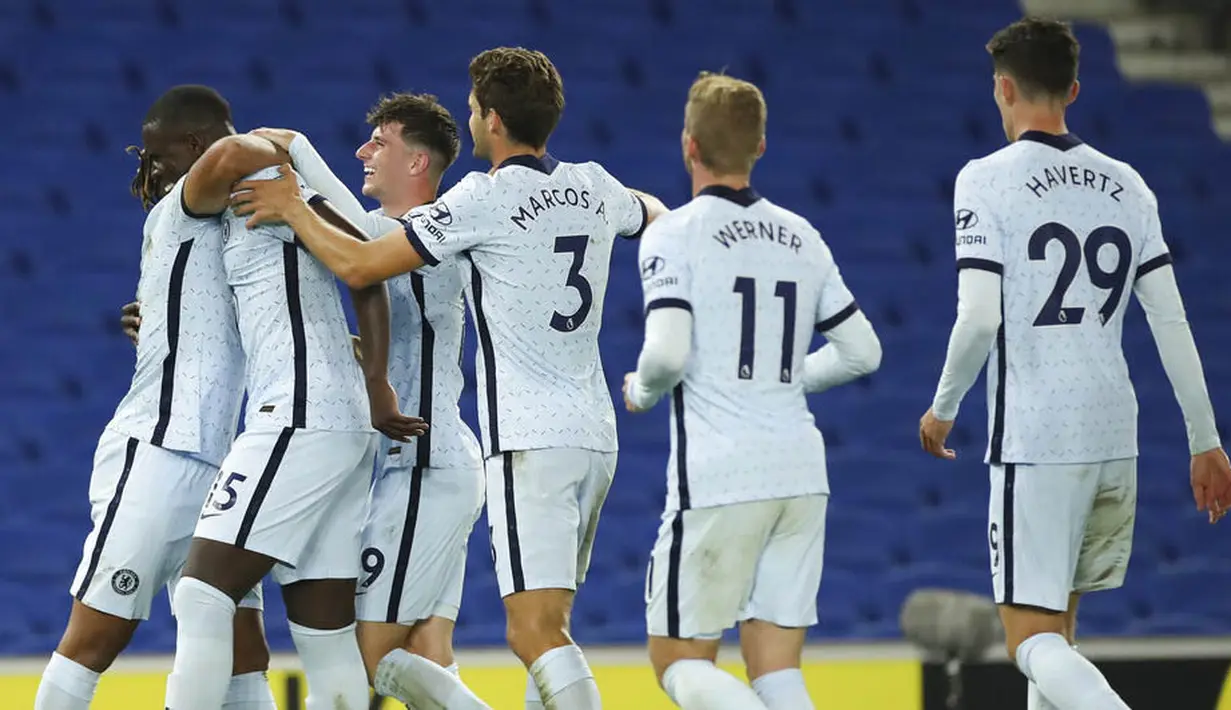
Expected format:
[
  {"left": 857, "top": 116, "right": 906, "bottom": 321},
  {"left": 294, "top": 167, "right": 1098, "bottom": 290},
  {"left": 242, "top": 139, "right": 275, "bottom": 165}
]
[
  {"left": 733, "top": 277, "right": 797, "bottom": 383},
  {"left": 550, "top": 235, "right": 593, "bottom": 332},
  {"left": 1029, "top": 223, "right": 1131, "bottom": 327}
]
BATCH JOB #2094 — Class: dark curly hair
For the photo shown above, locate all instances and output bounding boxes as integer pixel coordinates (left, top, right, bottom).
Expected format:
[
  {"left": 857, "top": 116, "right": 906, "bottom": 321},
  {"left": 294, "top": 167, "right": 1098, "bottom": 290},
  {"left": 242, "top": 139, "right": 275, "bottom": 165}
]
[
  {"left": 366, "top": 92, "right": 461, "bottom": 176},
  {"left": 469, "top": 47, "right": 564, "bottom": 149},
  {"left": 986, "top": 17, "right": 1080, "bottom": 100}
]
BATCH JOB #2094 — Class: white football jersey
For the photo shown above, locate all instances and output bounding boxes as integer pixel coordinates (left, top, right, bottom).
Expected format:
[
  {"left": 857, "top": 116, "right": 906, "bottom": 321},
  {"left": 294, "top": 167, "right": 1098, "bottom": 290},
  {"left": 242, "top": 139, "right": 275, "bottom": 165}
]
[
  {"left": 639, "top": 186, "right": 859, "bottom": 512},
  {"left": 222, "top": 167, "right": 371, "bottom": 433},
  {"left": 375, "top": 209, "right": 481, "bottom": 471},
  {"left": 954, "top": 131, "right": 1171, "bottom": 464},
  {"left": 402, "top": 154, "right": 647, "bottom": 456},
  {"left": 108, "top": 177, "right": 245, "bottom": 467}
]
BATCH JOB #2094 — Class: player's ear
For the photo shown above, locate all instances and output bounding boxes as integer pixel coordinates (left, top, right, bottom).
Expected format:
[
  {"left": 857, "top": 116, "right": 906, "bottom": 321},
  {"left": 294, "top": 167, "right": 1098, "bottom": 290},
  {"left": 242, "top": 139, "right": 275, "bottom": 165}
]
[
  {"left": 487, "top": 108, "right": 504, "bottom": 139},
  {"left": 998, "top": 74, "right": 1016, "bottom": 107},
  {"left": 1067, "top": 80, "right": 1080, "bottom": 106},
  {"left": 756, "top": 137, "right": 766, "bottom": 159}
]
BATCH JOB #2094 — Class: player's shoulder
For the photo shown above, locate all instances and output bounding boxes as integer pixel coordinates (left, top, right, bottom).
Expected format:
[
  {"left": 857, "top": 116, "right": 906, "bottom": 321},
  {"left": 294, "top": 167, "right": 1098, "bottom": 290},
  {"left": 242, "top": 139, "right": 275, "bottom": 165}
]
[
  {"left": 955, "top": 145, "right": 1018, "bottom": 190},
  {"left": 1078, "top": 144, "right": 1156, "bottom": 204}
]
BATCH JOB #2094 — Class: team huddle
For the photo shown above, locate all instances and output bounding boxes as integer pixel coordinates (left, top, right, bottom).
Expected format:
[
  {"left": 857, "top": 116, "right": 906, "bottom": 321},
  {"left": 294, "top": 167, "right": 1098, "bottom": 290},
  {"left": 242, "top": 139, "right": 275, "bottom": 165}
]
[{"left": 31, "top": 16, "right": 1231, "bottom": 710}]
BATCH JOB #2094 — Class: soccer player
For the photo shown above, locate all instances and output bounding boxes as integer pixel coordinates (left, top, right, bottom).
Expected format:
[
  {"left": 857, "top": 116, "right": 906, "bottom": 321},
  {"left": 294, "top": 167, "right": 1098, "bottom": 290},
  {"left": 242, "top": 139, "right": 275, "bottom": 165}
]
[
  {"left": 621, "top": 73, "right": 883, "bottom": 710},
  {"left": 254, "top": 92, "right": 490, "bottom": 708},
  {"left": 230, "top": 47, "right": 667, "bottom": 709},
  {"left": 34, "top": 85, "right": 285, "bottom": 710},
  {"left": 919, "top": 18, "right": 1231, "bottom": 710},
  {"left": 161, "top": 145, "right": 425, "bottom": 709}
]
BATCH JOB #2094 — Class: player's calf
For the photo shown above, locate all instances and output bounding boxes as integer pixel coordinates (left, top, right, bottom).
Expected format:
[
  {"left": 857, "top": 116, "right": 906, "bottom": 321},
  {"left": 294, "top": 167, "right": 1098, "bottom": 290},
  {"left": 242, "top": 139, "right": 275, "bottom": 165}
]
[
  {"left": 1000, "top": 605, "right": 1129, "bottom": 709},
  {"left": 649, "top": 636, "right": 768, "bottom": 710},
  {"left": 52, "top": 600, "right": 140, "bottom": 673},
  {"left": 505, "top": 589, "right": 603, "bottom": 709},
  {"left": 739, "top": 620, "right": 812, "bottom": 710}
]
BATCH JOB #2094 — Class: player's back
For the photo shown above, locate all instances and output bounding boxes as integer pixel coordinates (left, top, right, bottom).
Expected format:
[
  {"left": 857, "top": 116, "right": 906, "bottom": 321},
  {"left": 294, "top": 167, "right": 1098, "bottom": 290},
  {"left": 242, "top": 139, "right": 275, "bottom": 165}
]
[
  {"left": 108, "top": 176, "right": 244, "bottom": 466},
  {"left": 222, "top": 167, "right": 370, "bottom": 433},
  {"left": 404, "top": 154, "right": 647, "bottom": 456},
  {"left": 957, "top": 132, "right": 1169, "bottom": 463},
  {"left": 649, "top": 187, "right": 841, "bottom": 510}
]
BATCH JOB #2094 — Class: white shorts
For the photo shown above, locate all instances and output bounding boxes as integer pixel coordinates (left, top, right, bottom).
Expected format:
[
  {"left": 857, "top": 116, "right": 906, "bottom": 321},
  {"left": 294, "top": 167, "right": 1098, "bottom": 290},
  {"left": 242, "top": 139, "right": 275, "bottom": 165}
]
[
  {"left": 646, "top": 494, "right": 828, "bottom": 640},
  {"left": 195, "top": 427, "right": 377, "bottom": 586},
  {"left": 486, "top": 448, "right": 616, "bottom": 597},
  {"left": 989, "top": 459, "right": 1136, "bottom": 612},
  {"left": 356, "top": 458, "right": 484, "bottom": 625},
  {"left": 71, "top": 429, "right": 262, "bottom": 620}
]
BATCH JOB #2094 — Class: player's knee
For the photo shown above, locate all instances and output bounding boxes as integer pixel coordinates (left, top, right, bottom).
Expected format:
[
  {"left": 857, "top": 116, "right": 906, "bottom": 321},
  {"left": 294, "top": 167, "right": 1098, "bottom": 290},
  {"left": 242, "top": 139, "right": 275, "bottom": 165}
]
[
  {"left": 231, "top": 608, "right": 271, "bottom": 675},
  {"left": 1000, "top": 611, "right": 1066, "bottom": 665},
  {"left": 55, "top": 603, "right": 140, "bottom": 673},
  {"left": 505, "top": 604, "right": 569, "bottom": 661},
  {"left": 406, "top": 618, "right": 455, "bottom": 668}
]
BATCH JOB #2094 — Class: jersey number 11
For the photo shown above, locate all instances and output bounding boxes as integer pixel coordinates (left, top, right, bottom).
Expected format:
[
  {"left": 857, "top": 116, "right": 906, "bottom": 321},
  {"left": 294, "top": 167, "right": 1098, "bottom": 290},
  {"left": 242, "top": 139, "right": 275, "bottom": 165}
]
[{"left": 733, "top": 277, "right": 798, "bottom": 383}]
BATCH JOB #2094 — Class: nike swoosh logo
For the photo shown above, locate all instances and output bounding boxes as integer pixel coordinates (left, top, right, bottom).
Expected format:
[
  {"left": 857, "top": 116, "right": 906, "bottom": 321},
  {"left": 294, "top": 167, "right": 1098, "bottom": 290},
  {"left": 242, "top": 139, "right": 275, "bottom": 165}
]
[{"left": 199, "top": 512, "right": 222, "bottom": 520}]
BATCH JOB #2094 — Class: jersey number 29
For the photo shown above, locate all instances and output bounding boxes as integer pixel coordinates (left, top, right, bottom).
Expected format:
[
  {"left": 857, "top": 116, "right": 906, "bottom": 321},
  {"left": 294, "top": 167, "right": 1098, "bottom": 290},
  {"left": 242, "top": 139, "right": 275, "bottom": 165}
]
[
  {"left": 733, "top": 277, "right": 797, "bottom": 383},
  {"left": 1029, "top": 223, "right": 1131, "bottom": 327}
]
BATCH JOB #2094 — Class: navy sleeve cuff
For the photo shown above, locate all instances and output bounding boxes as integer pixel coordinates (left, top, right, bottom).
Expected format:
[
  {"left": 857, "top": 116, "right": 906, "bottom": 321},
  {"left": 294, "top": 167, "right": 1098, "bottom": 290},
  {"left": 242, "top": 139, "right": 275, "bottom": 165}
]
[
  {"left": 956, "top": 257, "right": 1004, "bottom": 274},
  {"left": 623, "top": 194, "right": 649, "bottom": 240},
  {"left": 307, "top": 193, "right": 327, "bottom": 207},
  {"left": 816, "top": 301, "right": 859, "bottom": 332},
  {"left": 646, "top": 297, "right": 692, "bottom": 315},
  {"left": 180, "top": 188, "right": 218, "bottom": 219},
  {"left": 402, "top": 220, "right": 441, "bottom": 267},
  {"left": 1135, "top": 252, "right": 1173, "bottom": 281}
]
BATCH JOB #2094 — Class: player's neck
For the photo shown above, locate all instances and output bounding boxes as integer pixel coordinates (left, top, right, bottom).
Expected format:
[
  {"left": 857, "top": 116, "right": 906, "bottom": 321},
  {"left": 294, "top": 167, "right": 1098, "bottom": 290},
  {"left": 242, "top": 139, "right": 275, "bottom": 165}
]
[
  {"left": 1010, "top": 109, "right": 1069, "bottom": 140},
  {"left": 379, "top": 178, "right": 439, "bottom": 218},
  {"left": 487, "top": 141, "right": 546, "bottom": 173},
  {"left": 691, "top": 167, "right": 751, "bottom": 197}
]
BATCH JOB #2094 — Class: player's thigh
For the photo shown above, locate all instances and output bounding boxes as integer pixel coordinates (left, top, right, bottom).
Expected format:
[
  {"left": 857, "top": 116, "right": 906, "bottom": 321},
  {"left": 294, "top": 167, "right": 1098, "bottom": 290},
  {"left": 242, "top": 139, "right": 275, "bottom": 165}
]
[
  {"left": 646, "top": 501, "right": 778, "bottom": 641},
  {"left": 356, "top": 463, "right": 483, "bottom": 627},
  {"left": 196, "top": 428, "right": 371, "bottom": 572},
  {"left": 988, "top": 462, "right": 1100, "bottom": 614},
  {"left": 486, "top": 449, "right": 591, "bottom": 597},
  {"left": 274, "top": 431, "right": 377, "bottom": 588},
  {"left": 1074, "top": 458, "right": 1136, "bottom": 595},
  {"left": 740, "top": 494, "right": 828, "bottom": 634},
  {"left": 71, "top": 431, "right": 218, "bottom": 622}
]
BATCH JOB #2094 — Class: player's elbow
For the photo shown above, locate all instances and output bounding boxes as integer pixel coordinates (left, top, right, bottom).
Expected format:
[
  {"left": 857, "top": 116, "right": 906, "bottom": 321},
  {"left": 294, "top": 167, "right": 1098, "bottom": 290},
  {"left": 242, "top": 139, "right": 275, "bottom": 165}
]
[
  {"left": 850, "top": 332, "right": 883, "bottom": 377},
  {"left": 338, "top": 263, "right": 380, "bottom": 290}
]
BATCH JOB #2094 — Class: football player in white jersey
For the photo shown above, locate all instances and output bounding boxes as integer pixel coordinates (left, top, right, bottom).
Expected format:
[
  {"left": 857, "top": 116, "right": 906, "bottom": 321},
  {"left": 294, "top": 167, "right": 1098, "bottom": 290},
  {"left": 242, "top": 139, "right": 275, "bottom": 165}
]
[
  {"left": 35, "top": 86, "right": 290, "bottom": 710},
  {"left": 230, "top": 47, "right": 668, "bottom": 709},
  {"left": 251, "top": 92, "right": 491, "bottom": 709},
  {"left": 161, "top": 154, "right": 426, "bottom": 709},
  {"left": 919, "top": 18, "right": 1231, "bottom": 710},
  {"left": 621, "top": 73, "right": 882, "bottom": 710}
]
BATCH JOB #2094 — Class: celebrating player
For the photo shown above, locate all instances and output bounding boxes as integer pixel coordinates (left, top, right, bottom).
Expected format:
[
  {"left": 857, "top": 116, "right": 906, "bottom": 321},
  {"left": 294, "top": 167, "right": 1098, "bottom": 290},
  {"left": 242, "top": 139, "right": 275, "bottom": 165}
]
[
  {"left": 255, "top": 91, "right": 491, "bottom": 708},
  {"left": 230, "top": 47, "right": 668, "bottom": 709},
  {"left": 162, "top": 140, "right": 425, "bottom": 708},
  {"left": 35, "top": 85, "right": 284, "bottom": 710},
  {"left": 621, "top": 73, "right": 882, "bottom": 710},
  {"left": 919, "top": 17, "right": 1231, "bottom": 710}
]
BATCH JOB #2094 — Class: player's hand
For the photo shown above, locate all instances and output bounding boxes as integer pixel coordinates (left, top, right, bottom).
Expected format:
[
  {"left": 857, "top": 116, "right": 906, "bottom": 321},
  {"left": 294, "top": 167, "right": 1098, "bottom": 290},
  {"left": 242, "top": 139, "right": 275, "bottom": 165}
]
[
  {"left": 919, "top": 408, "right": 957, "bottom": 460},
  {"left": 248, "top": 128, "right": 301, "bottom": 153},
  {"left": 120, "top": 301, "right": 141, "bottom": 345},
  {"left": 623, "top": 372, "right": 647, "bottom": 413},
  {"left": 1190, "top": 447, "right": 1231, "bottom": 524},
  {"left": 350, "top": 334, "right": 363, "bottom": 363},
  {"left": 367, "top": 378, "right": 428, "bottom": 441},
  {"left": 230, "top": 163, "right": 303, "bottom": 228}
]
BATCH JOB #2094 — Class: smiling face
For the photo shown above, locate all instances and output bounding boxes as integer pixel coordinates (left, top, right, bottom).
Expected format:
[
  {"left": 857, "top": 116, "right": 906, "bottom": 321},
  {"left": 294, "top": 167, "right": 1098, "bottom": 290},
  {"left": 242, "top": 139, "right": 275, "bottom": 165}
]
[
  {"left": 355, "top": 121, "right": 417, "bottom": 202},
  {"left": 137, "top": 121, "right": 204, "bottom": 204}
]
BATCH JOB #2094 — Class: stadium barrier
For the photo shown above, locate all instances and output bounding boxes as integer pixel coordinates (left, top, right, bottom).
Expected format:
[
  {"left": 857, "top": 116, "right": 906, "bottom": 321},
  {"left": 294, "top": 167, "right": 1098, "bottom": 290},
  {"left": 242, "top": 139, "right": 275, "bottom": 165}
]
[{"left": 0, "top": 639, "right": 1227, "bottom": 708}]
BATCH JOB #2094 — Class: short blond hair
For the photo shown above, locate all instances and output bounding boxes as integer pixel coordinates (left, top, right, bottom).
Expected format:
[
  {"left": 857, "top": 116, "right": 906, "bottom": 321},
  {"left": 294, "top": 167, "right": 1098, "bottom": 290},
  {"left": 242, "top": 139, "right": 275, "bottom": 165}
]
[{"left": 684, "top": 72, "right": 766, "bottom": 175}]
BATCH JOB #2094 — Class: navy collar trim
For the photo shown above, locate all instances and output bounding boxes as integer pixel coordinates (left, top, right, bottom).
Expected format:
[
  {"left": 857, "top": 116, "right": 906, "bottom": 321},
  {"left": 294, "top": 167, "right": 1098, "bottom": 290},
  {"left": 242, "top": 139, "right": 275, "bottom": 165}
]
[
  {"left": 497, "top": 153, "right": 558, "bottom": 174},
  {"left": 698, "top": 185, "right": 761, "bottom": 207},
  {"left": 1018, "top": 131, "right": 1083, "bottom": 151}
]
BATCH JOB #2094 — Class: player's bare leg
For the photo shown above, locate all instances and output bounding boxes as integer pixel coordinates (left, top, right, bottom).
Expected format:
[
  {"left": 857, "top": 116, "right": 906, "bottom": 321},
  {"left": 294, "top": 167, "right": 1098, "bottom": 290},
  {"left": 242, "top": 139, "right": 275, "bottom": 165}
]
[
  {"left": 1000, "top": 603, "right": 1129, "bottom": 709},
  {"left": 648, "top": 635, "right": 767, "bottom": 710},
  {"left": 37, "top": 600, "right": 274, "bottom": 710},
  {"left": 1026, "top": 593, "right": 1083, "bottom": 710},
  {"left": 739, "top": 619, "right": 812, "bottom": 709},
  {"left": 503, "top": 588, "right": 604, "bottom": 709},
  {"left": 363, "top": 617, "right": 490, "bottom": 709},
  {"left": 280, "top": 578, "right": 370, "bottom": 710}
]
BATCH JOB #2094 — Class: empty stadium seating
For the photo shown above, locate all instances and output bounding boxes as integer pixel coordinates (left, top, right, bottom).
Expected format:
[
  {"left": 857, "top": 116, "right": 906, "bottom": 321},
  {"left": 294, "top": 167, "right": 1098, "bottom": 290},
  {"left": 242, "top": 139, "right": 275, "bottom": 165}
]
[{"left": 1, "top": 0, "right": 1229, "bottom": 654}]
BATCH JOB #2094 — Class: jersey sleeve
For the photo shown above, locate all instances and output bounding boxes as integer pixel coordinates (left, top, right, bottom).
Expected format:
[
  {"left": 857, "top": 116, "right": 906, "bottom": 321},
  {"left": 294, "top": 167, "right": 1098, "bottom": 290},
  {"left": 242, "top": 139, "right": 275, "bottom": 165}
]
[
  {"left": 401, "top": 173, "right": 490, "bottom": 267},
  {"left": 952, "top": 162, "right": 1004, "bottom": 274},
  {"left": 232, "top": 167, "right": 320, "bottom": 245},
  {"left": 594, "top": 165, "right": 648, "bottom": 239},
  {"left": 814, "top": 242, "right": 859, "bottom": 332},
  {"left": 638, "top": 217, "right": 691, "bottom": 313},
  {"left": 1135, "top": 188, "right": 1173, "bottom": 282}
]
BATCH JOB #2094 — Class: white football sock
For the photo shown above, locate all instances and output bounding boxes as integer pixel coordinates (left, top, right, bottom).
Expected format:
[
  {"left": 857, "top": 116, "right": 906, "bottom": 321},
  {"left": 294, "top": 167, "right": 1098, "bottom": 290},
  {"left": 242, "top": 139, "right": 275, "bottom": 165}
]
[
  {"left": 525, "top": 673, "right": 546, "bottom": 709},
  {"left": 223, "top": 670, "right": 277, "bottom": 709},
  {"left": 1029, "top": 681, "right": 1062, "bottom": 710},
  {"left": 289, "top": 622, "right": 369, "bottom": 710},
  {"left": 34, "top": 653, "right": 99, "bottom": 710},
  {"left": 528, "top": 644, "right": 602, "bottom": 710},
  {"left": 751, "top": 668, "right": 813, "bottom": 710},
  {"left": 661, "top": 659, "right": 767, "bottom": 710},
  {"left": 374, "top": 647, "right": 491, "bottom": 709},
  {"left": 1016, "top": 632, "right": 1130, "bottom": 709},
  {"left": 165, "top": 578, "right": 237, "bottom": 710}
]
